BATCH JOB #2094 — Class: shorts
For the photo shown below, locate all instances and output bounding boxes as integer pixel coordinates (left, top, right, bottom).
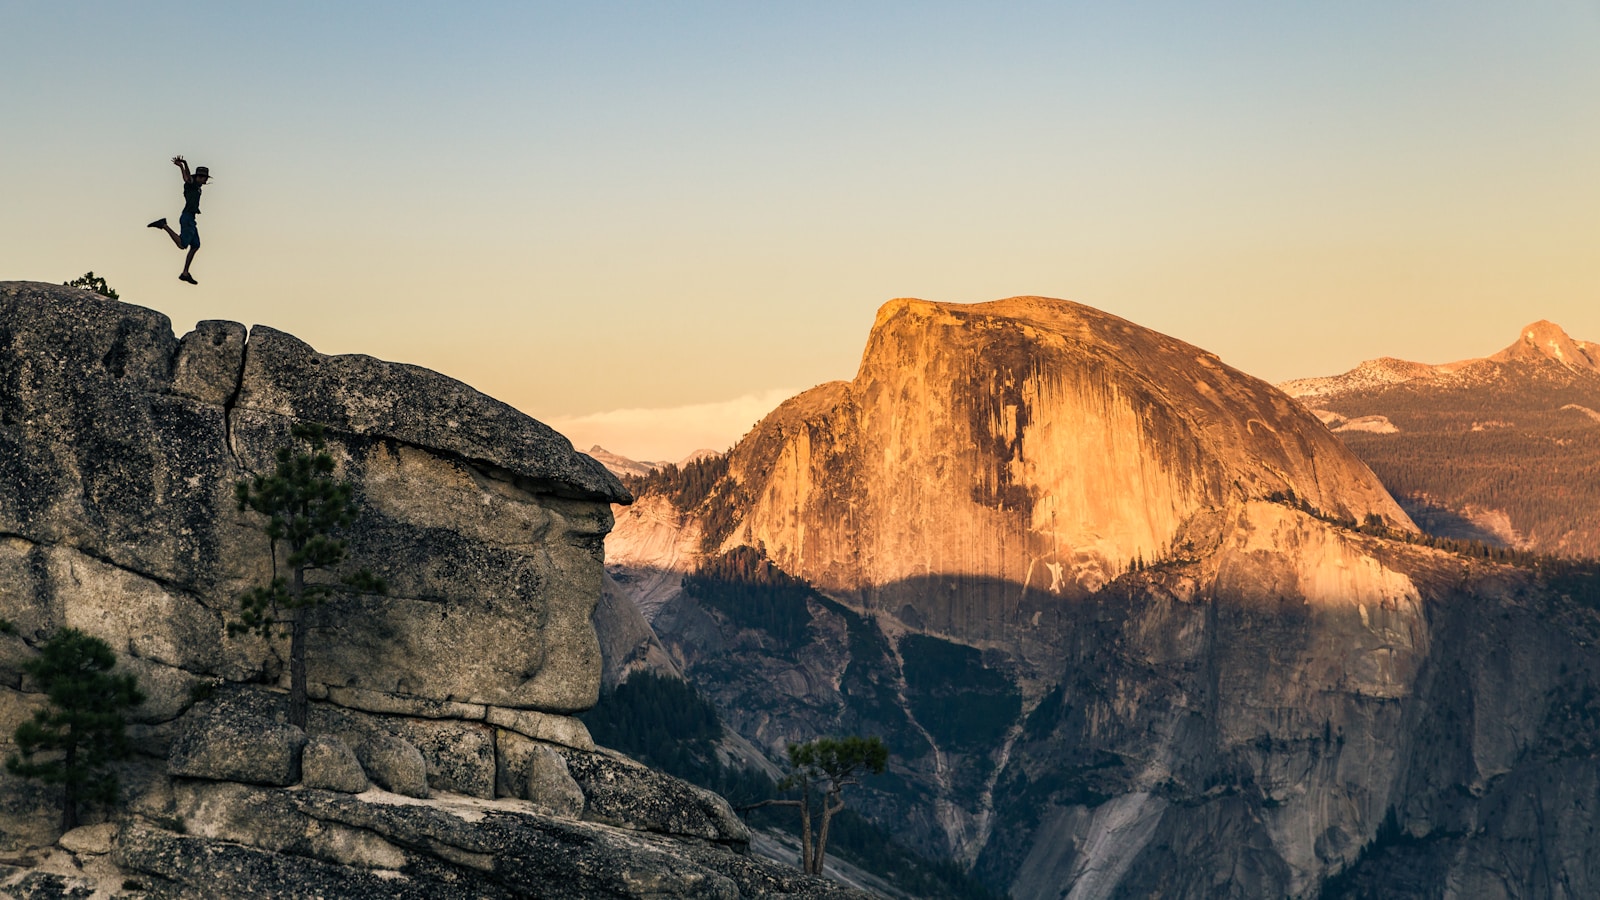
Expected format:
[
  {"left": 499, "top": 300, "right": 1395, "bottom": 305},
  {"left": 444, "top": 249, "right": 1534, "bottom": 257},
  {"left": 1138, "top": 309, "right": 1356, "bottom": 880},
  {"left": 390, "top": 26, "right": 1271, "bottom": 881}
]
[{"left": 179, "top": 213, "right": 200, "bottom": 249}]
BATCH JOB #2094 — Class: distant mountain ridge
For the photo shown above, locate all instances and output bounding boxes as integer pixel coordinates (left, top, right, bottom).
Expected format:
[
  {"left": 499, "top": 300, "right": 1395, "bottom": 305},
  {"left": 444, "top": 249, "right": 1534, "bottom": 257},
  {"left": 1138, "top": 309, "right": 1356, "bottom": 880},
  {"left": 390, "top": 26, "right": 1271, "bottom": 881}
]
[
  {"left": 1278, "top": 356, "right": 1441, "bottom": 400},
  {"left": 587, "top": 445, "right": 719, "bottom": 479},
  {"left": 1279, "top": 319, "right": 1600, "bottom": 557},
  {"left": 1281, "top": 319, "right": 1600, "bottom": 399}
]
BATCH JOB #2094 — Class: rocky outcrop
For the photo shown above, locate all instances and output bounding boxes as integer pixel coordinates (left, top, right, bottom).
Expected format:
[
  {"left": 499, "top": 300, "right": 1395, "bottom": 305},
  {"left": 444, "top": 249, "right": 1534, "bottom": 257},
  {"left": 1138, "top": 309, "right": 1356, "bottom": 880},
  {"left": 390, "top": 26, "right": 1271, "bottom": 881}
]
[
  {"left": 1280, "top": 320, "right": 1600, "bottom": 400},
  {"left": 0, "top": 281, "right": 625, "bottom": 720},
  {"left": 594, "top": 569, "right": 682, "bottom": 689},
  {"left": 0, "top": 282, "right": 859, "bottom": 898},
  {"left": 609, "top": 296, "right": 1600, "bottom": 898},
  {"left": 111, "top": 793, "right": 849, "bottom": 900}
]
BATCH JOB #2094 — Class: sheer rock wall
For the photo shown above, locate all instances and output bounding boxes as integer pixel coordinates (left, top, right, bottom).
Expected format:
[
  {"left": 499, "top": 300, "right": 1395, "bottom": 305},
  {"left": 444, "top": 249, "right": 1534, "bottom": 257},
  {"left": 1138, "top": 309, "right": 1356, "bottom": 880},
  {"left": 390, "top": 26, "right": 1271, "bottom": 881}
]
[{"left": 727, "top": 297, "right": 1413, "bottom": 618}]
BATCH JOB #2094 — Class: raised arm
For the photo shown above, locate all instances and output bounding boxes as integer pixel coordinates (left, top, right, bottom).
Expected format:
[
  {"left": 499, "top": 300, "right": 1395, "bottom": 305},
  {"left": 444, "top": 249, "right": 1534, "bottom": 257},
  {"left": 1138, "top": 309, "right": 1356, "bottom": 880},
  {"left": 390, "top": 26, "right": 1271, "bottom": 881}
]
[{"left": 172, "top": 155, "right": 193, "bottom": 182}]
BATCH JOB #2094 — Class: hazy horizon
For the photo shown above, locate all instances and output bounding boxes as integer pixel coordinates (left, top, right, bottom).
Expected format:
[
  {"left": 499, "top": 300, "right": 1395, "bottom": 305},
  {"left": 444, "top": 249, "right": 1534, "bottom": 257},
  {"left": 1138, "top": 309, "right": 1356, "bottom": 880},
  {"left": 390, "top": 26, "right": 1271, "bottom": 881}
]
[{"left": 7, "top": 2, "right": 1598, "bottom": 460}]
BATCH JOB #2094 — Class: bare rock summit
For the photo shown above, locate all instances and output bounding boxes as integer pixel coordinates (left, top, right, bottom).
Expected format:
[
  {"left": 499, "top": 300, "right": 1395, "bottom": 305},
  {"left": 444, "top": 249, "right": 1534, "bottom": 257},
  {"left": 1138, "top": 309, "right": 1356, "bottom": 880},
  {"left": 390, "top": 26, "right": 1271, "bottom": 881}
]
[{"left": 720, "top": 296, "right": 1413, "bottom": 602}]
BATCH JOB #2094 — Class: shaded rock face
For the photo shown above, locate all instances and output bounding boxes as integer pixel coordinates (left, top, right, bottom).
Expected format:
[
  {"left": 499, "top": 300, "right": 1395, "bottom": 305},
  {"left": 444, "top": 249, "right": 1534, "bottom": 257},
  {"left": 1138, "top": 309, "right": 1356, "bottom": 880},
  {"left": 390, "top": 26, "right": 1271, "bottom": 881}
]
[
  {"left": 111, "top": 787, "right": 863, "bottom": 900},
  {"left": 0, "top": 281, "right": 626, "bottom": 728},
  {"left": 608, "top": 297, "right": 1600, "bottom": 898},
  {"left": 593, "top": 568, "right": 682, "bottom": 689},
  {"left": 301, "top": 735, "right": 369, "bottom": 793},
  {"left": 167, "top": 687, "right": 308, "bottom": 787}
]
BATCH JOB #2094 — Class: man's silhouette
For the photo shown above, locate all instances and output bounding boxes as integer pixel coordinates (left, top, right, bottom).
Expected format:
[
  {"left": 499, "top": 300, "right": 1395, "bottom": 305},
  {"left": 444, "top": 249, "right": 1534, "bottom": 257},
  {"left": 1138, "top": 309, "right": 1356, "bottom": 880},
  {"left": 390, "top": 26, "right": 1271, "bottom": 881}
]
[{"left": 148, "top": 156, "right": 211, "bottom": 285}]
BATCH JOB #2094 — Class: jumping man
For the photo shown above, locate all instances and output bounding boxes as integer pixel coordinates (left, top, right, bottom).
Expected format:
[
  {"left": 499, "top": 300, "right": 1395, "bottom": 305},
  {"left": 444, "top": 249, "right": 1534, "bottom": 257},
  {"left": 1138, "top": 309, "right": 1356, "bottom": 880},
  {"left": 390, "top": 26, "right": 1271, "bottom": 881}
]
[{"left": 148, "top": 156, "right": 211, "bottom": 285}]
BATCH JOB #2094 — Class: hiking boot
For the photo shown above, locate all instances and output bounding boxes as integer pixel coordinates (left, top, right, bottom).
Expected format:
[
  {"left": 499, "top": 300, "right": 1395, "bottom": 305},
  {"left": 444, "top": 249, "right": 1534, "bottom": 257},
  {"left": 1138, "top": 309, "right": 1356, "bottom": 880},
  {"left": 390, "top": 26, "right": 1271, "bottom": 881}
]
[
  {"left": 148, "top": 218, "right": 167, "bottom": 228},
  {"left": 178, "top": 273, "right": 197, "bottom": 285}
]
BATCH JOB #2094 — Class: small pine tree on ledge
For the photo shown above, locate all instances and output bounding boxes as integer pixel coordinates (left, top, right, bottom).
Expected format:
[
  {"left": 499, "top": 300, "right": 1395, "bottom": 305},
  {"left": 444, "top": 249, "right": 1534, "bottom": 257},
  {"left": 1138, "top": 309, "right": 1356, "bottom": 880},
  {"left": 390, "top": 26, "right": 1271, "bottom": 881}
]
[
  {"left": 749, "top": 735, "right": 889, "bottom": 876},
  {"left": 6, "top": 628, "right": 144, "bottom": 833},
  {"left": 63, "top": 272, "right": 118, "bottom": 299},
  {"left": 231, "top": 422, "right": 386, "bottom": 730}
]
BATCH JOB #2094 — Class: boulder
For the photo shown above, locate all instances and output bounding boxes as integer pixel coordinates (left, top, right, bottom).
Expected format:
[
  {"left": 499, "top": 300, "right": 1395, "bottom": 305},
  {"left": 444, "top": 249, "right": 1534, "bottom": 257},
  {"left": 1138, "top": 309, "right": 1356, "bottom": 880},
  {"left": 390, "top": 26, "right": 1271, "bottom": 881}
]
[
  {"left": 384, "top": 717, "right": 495, "bottom": 799},
  {"left": 494, "top": 730, "right": 584, "bottom": 817},
  {"left": 300, "top": 735, "right": 369, "bottom": 794},
  {"left": 523, "top": 747, "right": 586, "bottom": 819},
  {"left": 167, "top": 687, "right": 306, "bottom": 787},
  {"left": 354, "top": 733, "right": 428, "bottom": 799},
  {"left": 559, "top": 747, "right": 750, "bottom": 846},
  {"left": 56, "top": 823, "right": 115, "bottom": 856},
  {"left": 309, "top": 705, "right": 495, "bottom": 799}
]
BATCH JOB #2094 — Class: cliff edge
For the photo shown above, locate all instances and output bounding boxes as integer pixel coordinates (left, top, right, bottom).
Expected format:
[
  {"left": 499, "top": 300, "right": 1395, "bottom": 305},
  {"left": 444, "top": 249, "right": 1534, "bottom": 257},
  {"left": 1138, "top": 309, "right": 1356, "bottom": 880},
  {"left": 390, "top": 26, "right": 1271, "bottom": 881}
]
[{"left": 0, "top": 282, "right": 859, "bottom": 898}]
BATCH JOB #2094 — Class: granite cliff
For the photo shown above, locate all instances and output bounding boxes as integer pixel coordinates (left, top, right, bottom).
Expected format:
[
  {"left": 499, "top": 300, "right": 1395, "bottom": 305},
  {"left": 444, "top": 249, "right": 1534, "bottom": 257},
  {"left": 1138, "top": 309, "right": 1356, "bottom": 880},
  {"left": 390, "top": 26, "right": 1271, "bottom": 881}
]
[
  {"left": 721, "top": 296, "right": 1413, "bottom": 604},
  {"left": 0, "top": 282, "right": 863, "bottom": 898},
  {"left": 609, "top": 297, "right": 1600, "bottom": 898}
]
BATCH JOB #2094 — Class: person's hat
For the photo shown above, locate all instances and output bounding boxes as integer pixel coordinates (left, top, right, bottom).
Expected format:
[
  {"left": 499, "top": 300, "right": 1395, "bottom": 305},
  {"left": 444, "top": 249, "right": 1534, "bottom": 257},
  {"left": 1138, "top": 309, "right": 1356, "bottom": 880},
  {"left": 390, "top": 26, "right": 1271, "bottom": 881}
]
[{"left": 195, "top": 166, "right": 211, "bottom": 179}]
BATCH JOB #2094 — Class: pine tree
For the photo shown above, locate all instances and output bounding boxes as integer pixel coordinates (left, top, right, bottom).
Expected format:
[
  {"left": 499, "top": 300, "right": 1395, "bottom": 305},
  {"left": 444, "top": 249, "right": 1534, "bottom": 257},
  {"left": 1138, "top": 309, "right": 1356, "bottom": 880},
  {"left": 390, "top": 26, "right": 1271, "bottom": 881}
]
[
  {"left": 231, "top": 423, "right": 386, "bottom": 729},
  {"left": 758, "top": 736, "right": 888, "bottom": 875},
  {"left": 63, "top": 272, "right": 118, "bottom": 299},
  {"left": 6, "top": 628, "right": 144, "bottom": 833}
]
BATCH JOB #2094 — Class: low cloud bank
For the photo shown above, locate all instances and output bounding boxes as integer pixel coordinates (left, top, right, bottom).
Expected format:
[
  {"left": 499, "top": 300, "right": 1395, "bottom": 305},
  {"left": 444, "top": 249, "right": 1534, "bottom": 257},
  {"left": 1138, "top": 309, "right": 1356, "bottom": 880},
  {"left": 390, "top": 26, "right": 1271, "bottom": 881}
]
[{"left": 543, "top": 387, "right": 801, "bottom": 464}]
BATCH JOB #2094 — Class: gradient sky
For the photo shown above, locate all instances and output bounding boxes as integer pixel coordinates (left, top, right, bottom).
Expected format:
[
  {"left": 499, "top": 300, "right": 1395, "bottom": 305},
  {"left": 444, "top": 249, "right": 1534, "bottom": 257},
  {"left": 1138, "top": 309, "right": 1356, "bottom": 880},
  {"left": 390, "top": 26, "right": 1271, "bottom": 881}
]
[{"left": 5, "top": 2, "right": 1598, "bottom": 460}]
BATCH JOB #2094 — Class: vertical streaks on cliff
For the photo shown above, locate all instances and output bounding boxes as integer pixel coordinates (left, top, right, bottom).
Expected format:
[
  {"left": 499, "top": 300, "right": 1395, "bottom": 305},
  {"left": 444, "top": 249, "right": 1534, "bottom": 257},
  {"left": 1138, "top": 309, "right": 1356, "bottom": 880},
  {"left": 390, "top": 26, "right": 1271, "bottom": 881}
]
[
  {"left": 1016, "top": 357, "right": 1211, "bottom": 587},
  {"left": 721, "top": 296, "right": 1414, "bottom": 637}
]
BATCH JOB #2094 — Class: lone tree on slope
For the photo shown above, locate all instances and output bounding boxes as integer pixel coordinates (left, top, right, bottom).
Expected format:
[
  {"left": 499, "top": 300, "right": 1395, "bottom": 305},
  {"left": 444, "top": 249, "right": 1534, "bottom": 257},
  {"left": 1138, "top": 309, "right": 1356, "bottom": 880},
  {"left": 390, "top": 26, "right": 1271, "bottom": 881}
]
[
  {"left": 63, "top": 272, "right": 119, "bottom": 299},
  {"left": 6, "top": 628, "right": 144, "bottom": 833},
  {"left": 764, "top": 735, "right": 889, "bottom": 876},
  {"left": 232, "top": 422, "right": 386, "bottom": 729}
]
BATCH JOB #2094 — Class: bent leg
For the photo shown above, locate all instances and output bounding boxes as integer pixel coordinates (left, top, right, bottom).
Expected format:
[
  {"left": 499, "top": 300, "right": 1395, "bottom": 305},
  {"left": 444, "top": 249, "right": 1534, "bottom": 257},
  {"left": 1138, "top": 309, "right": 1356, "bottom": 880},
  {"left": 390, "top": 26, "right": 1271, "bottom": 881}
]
[
  {"left": 180, "top": 246, "right": 199, "bottom": 282},
  {"left": 177, "top": 215, "right": 201, "bottom": 282}
]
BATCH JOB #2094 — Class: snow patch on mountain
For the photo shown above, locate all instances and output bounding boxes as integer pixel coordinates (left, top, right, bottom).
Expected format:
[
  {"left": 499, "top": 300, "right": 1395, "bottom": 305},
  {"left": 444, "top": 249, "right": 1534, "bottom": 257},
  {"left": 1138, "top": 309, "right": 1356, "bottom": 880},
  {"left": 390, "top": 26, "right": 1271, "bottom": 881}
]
[
  {"left": 1338, "top": 415, "right": 1398, "bottom": 434},
  {"left": 586, "top": 445, "right": 668, "bottom": 479},
  {"left": 585, "top": 445, "right": 720, "bottom": 480},
  {"left": 1562, "top": 404, "right": 1600, "bottom": 425},
  {"left": 1310, "top": 409, "right": 1399, "bottom": 434},
  {"left": 1281, "top": 320, "right": 1598, "bottom": 401}
]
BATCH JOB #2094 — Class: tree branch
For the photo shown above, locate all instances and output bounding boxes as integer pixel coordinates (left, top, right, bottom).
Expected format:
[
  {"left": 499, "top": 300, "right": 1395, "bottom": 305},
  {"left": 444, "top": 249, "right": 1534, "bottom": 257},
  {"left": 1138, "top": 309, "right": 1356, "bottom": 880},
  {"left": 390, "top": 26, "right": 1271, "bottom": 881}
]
[{"left": 736, "top": 798, "right": 801, "bottom": 813}]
